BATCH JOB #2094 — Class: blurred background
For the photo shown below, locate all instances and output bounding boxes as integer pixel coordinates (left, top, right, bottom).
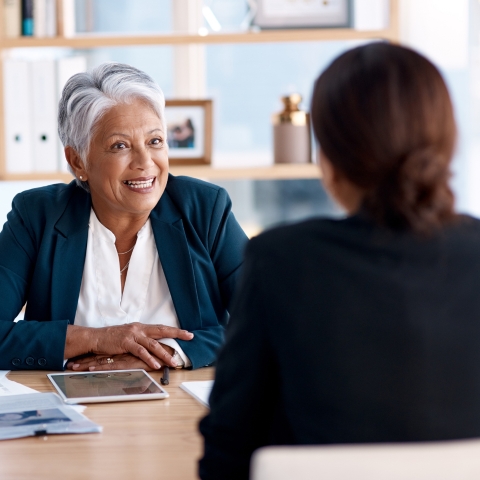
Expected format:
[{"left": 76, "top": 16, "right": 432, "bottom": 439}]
[{"left": 1, "top": 0, "right": 477, "bottom": 237}]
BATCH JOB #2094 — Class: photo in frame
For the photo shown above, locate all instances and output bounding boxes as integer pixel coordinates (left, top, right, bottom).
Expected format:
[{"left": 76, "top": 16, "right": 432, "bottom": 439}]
[
  {"left": 165, "top": 100, "right": 213, "bottom": 165},
  {"left": 253, "top": 0, "right": 351, "bottom": 29}
]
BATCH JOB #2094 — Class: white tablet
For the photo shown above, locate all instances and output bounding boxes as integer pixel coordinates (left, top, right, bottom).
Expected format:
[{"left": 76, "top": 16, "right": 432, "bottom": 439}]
[{"left": 47, "top": 369, "right": 169, "bottom": 404}]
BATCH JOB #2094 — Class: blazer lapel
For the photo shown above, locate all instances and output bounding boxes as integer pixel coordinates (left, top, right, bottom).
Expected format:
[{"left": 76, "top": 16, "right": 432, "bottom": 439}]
[
  {"left": 150, "top": 191, "right": 202, "bottom": 332},
  {"left": 51, "top": 185, "right": 91, "bottom": 323}
]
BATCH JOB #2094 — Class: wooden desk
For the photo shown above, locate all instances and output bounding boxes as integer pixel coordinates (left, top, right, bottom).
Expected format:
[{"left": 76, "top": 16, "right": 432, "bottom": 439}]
[{"left": 0, "top": 368, "right": 214, "bottom": 480}]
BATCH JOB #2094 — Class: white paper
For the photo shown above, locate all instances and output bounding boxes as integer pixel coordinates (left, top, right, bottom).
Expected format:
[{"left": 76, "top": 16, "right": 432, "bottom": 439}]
[
  {"left": 262, "top": 0, "right": 344, "bottom": 18},
  {"left": 180, "top": 380, "right": 214, "bottom": 408},
  {"left": 0, "top": 371, "right": 38, "bottom": 396},
  {"left": 0, "top": 392, "right": 101, "bottom": 440}
]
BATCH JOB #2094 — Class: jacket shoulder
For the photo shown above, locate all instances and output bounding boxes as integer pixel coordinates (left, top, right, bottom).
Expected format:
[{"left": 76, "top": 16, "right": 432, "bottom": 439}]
[
  {"left": 10, "top": 181, "right": 82, "bottom": 231},
  {"left": 166, "top": 175, "right": 223, "bottom": 201},
  {"left": 248, "top": 217, "right": 340, "bottom": 256},
  {"left": 165, "top": 175, "right": 229, "bottom": 217},
  {"left": 14, "top": 182, "right": 77, "bottom": 210}
]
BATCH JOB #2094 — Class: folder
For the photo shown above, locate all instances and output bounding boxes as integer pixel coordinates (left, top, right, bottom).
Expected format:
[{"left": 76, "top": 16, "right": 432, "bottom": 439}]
[
  {"left": 45, "top": 0, "right": 56, "bottom": 37},
  {"left": 31, "top": 59, "right": 58, "bottom": 172},
  {"left": 56, "top": 56, "right": 87, "bottom": 172},
  {"left": 4, "top": 0, "right": 21, "bottom": 38},
  {"left": 3, "top": 58, "right": 34, "bottom": 173}
]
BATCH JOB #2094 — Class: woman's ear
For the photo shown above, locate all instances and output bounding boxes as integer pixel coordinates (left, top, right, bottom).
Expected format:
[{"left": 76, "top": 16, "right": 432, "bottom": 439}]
[
  {"left": 319, "top": 150, "right": 365, "bottom": 214},
  {"left": 319, "top": 151, "right": 337, "bottom": 198},
  {"left": 65, "top": 146, "right": 88, "bottom": 181}
]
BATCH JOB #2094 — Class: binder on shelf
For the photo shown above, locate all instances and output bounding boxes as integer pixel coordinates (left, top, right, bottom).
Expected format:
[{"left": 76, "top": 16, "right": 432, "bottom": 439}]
[
  {"left": 3, "top": 59, "right": 34, "bottom": 173},
  {"left": 31, "top": 59, "right": 58, "bottom": 172},
  {"left": 21, "top": 0, "right": 34, "bottom": 36},
  {"left": 33, "top": 0, "right": 45, "bottom": 36},
  {"left": 56, "top": 56, "right": 87, "bottom": 172},
  {"left": 4, "top": 0, "right": 21, "bottom": 38},
  {"left": 60, "top": 0, "right": 76, "bottom": 38},
  {"left": 45, "top": 0, "right": 56, "bottom": 37}
]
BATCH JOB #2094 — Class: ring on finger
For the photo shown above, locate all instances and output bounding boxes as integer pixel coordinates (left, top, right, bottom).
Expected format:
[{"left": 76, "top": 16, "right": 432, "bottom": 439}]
[{"left": 106, "top": 357, "right": 114, "bottom": 364}]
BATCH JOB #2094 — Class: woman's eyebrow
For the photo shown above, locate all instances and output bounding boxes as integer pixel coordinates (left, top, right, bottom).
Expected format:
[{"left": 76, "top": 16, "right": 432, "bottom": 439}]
[{"left": 106, "top": 132, "right": 131, "bottom": 139}]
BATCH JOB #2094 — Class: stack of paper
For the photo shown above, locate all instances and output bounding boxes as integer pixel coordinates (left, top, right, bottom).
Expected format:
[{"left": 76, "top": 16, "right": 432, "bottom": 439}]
[
  {"left": 180, "top": 380, "right": 214, "bottom": 408},
  {"left": 0, "top": 392, "right": 101, "bottom": 440},
  {"left": 0, "top": 371, "right": 37, "bottom": 396}
]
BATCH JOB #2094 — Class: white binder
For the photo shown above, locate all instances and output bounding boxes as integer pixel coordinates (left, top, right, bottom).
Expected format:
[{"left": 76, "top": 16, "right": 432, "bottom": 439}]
[
  {"left": 4, "top": 0, "right": 21, "bottom": 38},
  {"left": 3, "top": 59, "right": 33, "bottom": 173},
  {"left": 31, "top": 59, "right": 58, "bottom": 172},
  {"left": 35, "top": 0, "right": 57, "bottom": 37},
  {"left": 56, "top": 56, "right": 87, "bottom": 172},
  {"left": 45, "top": 0, "right": 57, "bottom": 37},
  {"left": 33, "top": 0, "right": 46, "bottom": 37}
]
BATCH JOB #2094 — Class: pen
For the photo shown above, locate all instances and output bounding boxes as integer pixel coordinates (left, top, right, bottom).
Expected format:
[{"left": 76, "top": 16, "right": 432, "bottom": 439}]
[{"left": 161, "top": 366, "right": 170, "bottom": 385}]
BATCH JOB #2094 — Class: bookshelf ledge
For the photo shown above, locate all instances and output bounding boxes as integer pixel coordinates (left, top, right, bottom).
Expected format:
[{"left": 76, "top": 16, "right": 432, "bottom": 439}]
[
  {"left": 0, "top": 28, "right": 397, "bottom": 49},
  {"left": 0, "top": 164, "right": 321, "bottom": 182}
]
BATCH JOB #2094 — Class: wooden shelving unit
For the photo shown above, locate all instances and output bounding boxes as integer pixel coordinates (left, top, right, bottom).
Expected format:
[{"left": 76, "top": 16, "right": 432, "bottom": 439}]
[
  {"left": 2, "top": 163, "right": 321, "bottom": 182},
  {"left": 0, "top": 25, "right": 399, "bottom": 49},
  {"left": 0, "top": 0, "right": 399, "bottom": 182}
]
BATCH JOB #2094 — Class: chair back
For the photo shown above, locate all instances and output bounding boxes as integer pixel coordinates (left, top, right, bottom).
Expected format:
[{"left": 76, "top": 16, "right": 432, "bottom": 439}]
[{"left": 250, "top": 440, "right": 480, "bottom": 480}]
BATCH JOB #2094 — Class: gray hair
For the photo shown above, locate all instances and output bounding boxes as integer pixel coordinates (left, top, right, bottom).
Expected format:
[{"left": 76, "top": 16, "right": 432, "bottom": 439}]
[{"left": 58, "top": 62, "right": 166, "bottom": 190}]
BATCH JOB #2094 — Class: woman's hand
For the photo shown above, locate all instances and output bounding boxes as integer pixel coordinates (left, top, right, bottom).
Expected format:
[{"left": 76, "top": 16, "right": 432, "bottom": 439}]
[
  {"left": 64, "top": 323, "right": 193, "bottom": 369},
  {"left": 67, "top": 345, "right": 175, "bottom": 372}
]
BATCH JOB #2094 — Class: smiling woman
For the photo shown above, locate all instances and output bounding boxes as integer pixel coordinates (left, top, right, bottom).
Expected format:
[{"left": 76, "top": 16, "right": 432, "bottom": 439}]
[{"left": 0, "top": 63, "right": 248, "bottom": 373}]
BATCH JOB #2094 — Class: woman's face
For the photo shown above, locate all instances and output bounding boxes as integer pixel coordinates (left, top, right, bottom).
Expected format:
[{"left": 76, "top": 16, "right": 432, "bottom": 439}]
[{"left": 84, "top": 99, "right": 169, "bottom": 220}]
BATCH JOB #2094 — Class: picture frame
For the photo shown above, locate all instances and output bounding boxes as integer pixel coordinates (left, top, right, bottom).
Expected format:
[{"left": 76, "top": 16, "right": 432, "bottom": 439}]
[
  {"left": 253, "top": 0, "right": 351, "bottom": 29},
  {"left": 165, "top": 99, "right": 213, "bottom": 166}
]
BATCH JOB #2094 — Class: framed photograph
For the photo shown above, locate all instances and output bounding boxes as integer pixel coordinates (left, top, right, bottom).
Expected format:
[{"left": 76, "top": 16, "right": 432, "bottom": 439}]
[
  {"left": 165, "top": 99, "right": 213, "bottom": 165},
  {"left": 253, "top": 0, "right": 351, "bottom": 29}
]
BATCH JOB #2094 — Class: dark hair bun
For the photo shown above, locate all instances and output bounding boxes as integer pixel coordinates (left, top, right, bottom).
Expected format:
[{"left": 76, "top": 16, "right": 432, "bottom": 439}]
[{"left": 311, "top": 43, "right": 456, "bottom": 233}]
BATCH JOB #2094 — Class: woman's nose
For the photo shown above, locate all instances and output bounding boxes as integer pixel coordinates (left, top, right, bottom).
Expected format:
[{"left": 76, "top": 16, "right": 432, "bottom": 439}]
[{"left": 131, "top": 145, "right": 154, "bottom": 169}]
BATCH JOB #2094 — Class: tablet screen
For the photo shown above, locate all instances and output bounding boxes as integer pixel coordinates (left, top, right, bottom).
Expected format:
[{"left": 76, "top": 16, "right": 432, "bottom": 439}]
[{"left": 50, "top": 370, "right": 165, "bottom": 399}]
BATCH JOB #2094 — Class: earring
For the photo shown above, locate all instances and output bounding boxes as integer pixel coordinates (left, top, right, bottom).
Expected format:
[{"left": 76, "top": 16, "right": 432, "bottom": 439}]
[{"left": 79, "top": 176, "right": 83, "bottom": 180}]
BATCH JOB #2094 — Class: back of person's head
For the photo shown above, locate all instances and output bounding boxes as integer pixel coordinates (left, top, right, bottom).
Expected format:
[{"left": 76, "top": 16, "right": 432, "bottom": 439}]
[{"left": 311, "top": 42, "right": 456, "bottom": 233}]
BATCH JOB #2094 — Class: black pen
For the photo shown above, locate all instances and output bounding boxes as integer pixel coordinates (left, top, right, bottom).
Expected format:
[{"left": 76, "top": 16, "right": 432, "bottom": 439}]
[{"left": 161, "top": 366, "right": 170, "bottom": 385}]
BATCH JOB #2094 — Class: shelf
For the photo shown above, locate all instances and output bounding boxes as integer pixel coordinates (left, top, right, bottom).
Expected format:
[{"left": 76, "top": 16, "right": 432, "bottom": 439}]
[
  {"left": 0, "top": 27, "right": 398, "bottom": 49},
  {"left": 0, "top": 164, "right": 321, "bottom": 182}
]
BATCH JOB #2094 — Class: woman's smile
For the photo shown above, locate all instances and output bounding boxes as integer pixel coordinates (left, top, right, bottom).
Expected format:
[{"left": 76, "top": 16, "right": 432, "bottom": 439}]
[{"left": 122, "top": 176, "right": 156, "bottom": 193}]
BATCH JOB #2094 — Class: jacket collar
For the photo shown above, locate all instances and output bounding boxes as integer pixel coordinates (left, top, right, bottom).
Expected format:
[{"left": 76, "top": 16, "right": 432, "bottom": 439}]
[
  {"left": 52, "top": 180, "right": 201, "bottom": 331},
  {"left": 54, "top": 182, "right": 92, "bottom": 238},
  {"left": 149, "top": 187, "right": 202, "bottom": 332}
]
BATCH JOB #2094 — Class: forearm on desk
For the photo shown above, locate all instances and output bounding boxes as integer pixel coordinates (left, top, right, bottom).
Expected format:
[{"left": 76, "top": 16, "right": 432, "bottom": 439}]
[{"left": 64, "top": 324, "right": 97, "bottom": 360}]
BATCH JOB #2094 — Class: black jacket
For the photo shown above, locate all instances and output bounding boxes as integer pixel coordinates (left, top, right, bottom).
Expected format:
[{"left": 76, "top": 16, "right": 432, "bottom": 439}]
[{"left": 199, "top": 213, "right": 480, "bottom": 480}]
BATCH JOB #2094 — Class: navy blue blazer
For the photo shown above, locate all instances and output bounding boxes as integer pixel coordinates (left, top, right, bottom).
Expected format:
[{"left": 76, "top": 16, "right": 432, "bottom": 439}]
[{"left": 0, "top": 175, "right": 248, "bottom": 371}]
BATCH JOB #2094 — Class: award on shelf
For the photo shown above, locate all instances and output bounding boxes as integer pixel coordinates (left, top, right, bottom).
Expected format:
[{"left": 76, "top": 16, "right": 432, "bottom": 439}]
[{"left": 272, "top": 94, "right": 311, "bottom": 165}]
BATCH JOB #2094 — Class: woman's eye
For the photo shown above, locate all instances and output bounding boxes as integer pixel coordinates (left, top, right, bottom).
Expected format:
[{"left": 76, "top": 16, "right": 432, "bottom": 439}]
[
  {"left": 112, "top": 142, "right": 126, "bottom": 150},
  {"left": 150, "top": 138, "right": 163, "bottom": 146}
]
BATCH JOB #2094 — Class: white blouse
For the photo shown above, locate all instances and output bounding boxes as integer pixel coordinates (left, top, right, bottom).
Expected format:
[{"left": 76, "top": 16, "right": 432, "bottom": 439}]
[{"left": 74, "top": 209, "right": 191, "bottom": 367}]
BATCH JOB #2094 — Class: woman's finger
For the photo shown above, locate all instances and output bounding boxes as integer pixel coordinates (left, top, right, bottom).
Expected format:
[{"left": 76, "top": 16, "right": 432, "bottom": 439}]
[
  {"left": 134, "top": 336, "right": 178, "bottom": 368},
  {"left": 143, "top": 325, "right": 194, "bottom": 341}
]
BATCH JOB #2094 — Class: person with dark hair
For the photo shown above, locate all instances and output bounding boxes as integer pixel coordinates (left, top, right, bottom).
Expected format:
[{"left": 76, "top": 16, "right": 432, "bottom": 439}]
[{"left": 199, "top": 43, "right": 480, "bottom": 480}]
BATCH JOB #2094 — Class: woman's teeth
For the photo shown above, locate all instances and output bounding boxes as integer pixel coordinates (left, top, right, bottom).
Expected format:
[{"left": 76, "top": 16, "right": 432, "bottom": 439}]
[{"left": 124, "top": 179, "right": 154, "bottom": 189}]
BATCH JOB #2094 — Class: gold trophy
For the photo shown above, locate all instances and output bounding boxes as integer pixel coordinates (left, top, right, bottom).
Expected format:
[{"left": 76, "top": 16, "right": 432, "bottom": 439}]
[{"left": 272, "top": 93, "right": 311, "bottom": 164}]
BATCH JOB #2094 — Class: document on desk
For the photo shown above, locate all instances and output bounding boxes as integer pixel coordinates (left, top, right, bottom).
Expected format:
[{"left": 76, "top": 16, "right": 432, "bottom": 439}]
[
  {"left": 180, "top": 380, "right": 214, "bottom": 408},
  {"left": 0, "top": 392, "right": 102, "bottom": 440},
  {"left": 0, "top": 371, "right": 38, "bottom": 396}
]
